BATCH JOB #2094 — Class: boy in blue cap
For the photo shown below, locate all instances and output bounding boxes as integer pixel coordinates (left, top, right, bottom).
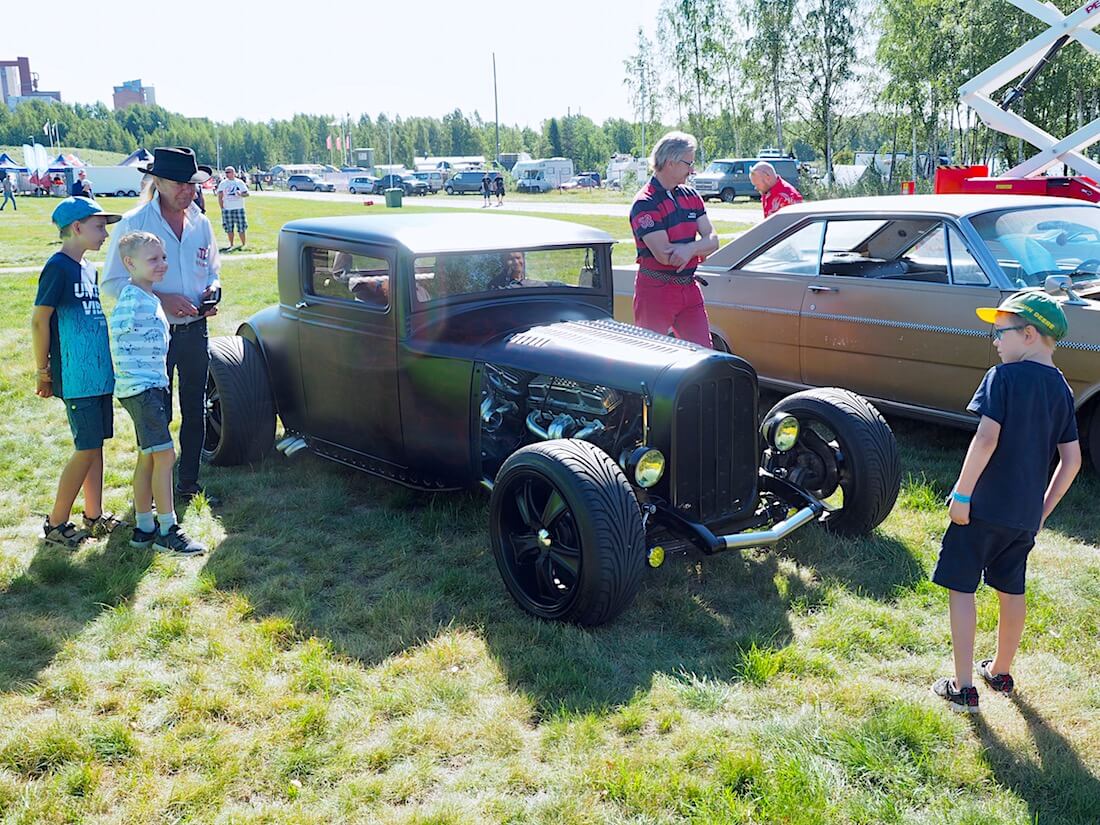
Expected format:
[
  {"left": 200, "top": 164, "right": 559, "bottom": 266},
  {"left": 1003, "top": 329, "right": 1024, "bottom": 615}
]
[
  {"left": 31, "top": 197, "right": 124, "bottom": 547},
  {"left": 932, "top": 290, "right": 1081, "bottom": 712}
]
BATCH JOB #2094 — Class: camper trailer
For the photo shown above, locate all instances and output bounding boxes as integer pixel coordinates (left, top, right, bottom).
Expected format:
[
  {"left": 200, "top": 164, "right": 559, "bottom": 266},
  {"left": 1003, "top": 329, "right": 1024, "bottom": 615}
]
[
  {"left": 605, "top": 154, "right": 648, "bottom": 188},
  {"left": 84, "top": 165, "right": 146, "bottom": 197},
  {"left": 512, "top": 157, "right": 574, "bottom": 192}
]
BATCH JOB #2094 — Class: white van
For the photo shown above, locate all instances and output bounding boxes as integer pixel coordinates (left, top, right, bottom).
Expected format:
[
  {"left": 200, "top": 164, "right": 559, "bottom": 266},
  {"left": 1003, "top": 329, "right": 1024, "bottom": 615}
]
[{"left": 512, "top": 157, "right": 574, "bottom": 193}]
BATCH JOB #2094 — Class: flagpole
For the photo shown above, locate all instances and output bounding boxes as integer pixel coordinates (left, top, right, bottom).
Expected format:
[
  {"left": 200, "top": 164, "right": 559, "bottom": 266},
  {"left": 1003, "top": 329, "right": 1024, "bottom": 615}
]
[{"left": 492, "top": 53, "right": 500, "bottom": 166}]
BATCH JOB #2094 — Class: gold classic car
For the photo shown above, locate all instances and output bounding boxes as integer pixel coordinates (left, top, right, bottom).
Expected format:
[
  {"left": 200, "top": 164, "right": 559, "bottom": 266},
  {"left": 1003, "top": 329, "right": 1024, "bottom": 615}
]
[{"left": 613, "top": 194, "right": 1100, "bottom": 468}]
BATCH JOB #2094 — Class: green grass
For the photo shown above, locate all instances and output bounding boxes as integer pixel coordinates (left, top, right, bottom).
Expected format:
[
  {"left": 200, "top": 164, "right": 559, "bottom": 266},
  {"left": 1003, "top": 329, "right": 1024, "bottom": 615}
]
[
  {"left": 0, "top": 145, "right": 129, "bottom": 168},
  {"left": 2, "top": 207, "right": 1100, "bottom": 822}
]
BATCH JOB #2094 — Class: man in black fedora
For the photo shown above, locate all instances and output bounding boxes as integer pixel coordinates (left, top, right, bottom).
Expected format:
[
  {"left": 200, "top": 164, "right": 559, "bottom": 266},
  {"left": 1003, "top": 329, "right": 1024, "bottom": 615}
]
[{"left": 103, "top": 147, "right": 223, "bottom": 509}]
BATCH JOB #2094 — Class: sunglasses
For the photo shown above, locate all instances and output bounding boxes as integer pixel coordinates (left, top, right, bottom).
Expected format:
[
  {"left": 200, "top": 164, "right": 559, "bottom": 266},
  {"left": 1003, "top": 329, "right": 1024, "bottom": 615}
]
[{"left": 992, "top": 324, "right": 1029, "bottom": 340}]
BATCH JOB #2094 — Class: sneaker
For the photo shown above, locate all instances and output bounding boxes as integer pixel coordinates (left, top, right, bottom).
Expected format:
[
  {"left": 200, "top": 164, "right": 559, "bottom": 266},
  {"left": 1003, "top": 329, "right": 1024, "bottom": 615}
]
[
  {"left": 129, "top": 526, "right": 158, "bottom": 548},
  {"left": 977, "top": 660, "right": 1015, "bottom": 694},
  {"left": 154, "top": 524, "right": 206, "bottom": 556},
  {"left": 176, "top": 484, "right": 222, "bottom": 508},
  {"left": 42, "top": 519, "right": 88, "bottom": 549},
  {"left": 932, "top": 677, "right": 979, "bottom": 713},
  {"left": 82, "top": 512, "right": 126, "bottom": 538}
]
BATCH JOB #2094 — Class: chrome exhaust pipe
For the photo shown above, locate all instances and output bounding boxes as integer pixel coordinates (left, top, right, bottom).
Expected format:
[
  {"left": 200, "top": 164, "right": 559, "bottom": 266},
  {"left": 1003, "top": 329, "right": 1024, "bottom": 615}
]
[
  {"left": 275, "top": 435, "right": 299, "bottom": 454},
  {"left": 283, "top": 438, "right": 309, "bottom": 457}
]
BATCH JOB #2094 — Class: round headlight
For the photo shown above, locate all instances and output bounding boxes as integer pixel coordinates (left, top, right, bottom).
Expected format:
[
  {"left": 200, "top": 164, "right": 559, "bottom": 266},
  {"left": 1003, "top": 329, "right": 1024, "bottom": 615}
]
[
  {"left": 763, "top": 413, "right": 800, "bottom": 452},
  {"left": 630, "top": 447, "right": 666, "bottom": 488}
]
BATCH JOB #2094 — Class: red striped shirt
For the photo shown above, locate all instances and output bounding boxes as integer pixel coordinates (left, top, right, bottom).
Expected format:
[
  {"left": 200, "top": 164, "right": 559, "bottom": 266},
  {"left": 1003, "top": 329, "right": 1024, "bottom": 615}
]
[{"left": 630, "top": 177, "right": 707, "bottom": 273}]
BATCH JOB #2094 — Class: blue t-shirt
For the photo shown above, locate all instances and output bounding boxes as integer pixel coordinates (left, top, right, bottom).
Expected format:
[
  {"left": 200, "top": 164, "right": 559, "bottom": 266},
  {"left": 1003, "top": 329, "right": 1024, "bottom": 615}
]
[
  {"left": 967, "top": 360, "right": 1077, "bottom": 532},
  {"left": 34, "top": 252, "right": 114, "bottom": 400}
]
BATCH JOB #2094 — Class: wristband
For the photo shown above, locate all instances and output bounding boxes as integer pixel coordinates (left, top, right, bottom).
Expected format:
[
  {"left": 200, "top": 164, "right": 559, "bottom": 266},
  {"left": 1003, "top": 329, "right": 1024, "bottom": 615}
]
[{"left": 951, "top": 490, "right": 971, "bottom": 504}]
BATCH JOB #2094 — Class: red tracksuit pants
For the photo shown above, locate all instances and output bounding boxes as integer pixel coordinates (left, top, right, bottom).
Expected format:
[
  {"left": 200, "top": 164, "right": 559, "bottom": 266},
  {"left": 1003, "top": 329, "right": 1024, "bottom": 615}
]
[{"left": 632, "top": 274, "right": 712, "bottom": 348}]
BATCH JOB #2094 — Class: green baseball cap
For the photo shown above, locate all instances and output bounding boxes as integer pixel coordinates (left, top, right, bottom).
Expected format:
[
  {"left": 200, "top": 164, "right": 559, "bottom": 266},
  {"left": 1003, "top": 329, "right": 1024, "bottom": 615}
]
[{"left": 976, "top": 290, "right": 1068, "bottom": 340}]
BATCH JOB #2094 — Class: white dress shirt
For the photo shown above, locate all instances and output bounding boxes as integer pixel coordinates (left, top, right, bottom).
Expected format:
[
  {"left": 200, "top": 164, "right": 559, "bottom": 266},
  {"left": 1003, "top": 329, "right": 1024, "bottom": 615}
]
[{"left": 101, "top": 190, "right": 221, "bottom": 325}]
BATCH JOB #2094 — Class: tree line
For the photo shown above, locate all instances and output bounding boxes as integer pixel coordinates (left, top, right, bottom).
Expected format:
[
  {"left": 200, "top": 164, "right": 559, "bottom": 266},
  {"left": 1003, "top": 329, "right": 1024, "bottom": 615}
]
[{"left": 2, "top": 0, "right": 1096, "bottom": 184}]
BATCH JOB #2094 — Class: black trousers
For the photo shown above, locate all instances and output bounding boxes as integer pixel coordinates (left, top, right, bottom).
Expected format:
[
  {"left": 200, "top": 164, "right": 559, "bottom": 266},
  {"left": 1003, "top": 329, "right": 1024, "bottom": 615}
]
[{"left": 166, "top": 318, "right": 209, "bottom": 488}]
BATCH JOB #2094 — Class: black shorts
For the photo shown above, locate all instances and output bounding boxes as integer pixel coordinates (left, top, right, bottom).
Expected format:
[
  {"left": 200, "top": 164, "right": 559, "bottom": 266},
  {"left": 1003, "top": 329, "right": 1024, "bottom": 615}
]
[
  {"left": 63, "top": 394, "right": 114, "bottom": 451},
  {"left": 119, "top": 387, "right": 174, "bottom": 454},
  {"left": 932, "top": 517, "right": 1036, "bottom": 595}
]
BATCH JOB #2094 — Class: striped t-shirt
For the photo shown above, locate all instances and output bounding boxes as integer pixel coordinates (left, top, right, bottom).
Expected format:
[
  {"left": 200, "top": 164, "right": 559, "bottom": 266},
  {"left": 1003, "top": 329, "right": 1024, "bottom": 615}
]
[
  {"left": 629, "top": 176, "right": 707, "bottom": 275},
  {"left": 109, "top": 283, "right": 169, "bottom": 400}
]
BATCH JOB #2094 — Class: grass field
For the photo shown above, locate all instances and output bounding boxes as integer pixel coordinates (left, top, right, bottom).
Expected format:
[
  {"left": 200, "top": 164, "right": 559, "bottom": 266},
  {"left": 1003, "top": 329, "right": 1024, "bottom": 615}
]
[
  {"left": 0, "top": 197, "right": 1098, "bottom": 823},
  {"left": 0, "top": 146, "right": 129, "bottom": 168}
]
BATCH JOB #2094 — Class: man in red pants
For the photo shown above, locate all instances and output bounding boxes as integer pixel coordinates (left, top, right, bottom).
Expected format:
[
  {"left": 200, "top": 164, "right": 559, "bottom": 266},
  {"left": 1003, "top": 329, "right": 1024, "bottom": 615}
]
[{"left": 629, "top": 131, "right": 719, "bottom": 348}]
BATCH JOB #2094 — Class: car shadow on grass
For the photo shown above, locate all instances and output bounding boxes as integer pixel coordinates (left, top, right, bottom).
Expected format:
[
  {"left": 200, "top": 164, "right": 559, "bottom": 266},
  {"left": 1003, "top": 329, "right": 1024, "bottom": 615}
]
[
  {"left": 0, "top": 527, "right": 154, "bottom": 691},
  {"left": 201, "top": 454, "right": 923, "bottom": 713},
  {"left": 970, "top": 694, "right": 1100, "bottom": 825}
]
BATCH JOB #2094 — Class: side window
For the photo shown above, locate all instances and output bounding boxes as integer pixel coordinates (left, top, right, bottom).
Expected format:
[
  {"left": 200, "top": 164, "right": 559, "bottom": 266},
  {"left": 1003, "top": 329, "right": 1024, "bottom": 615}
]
[
  {"left": 741, "top": 221, "right": 824, "bottom": 275},
  {"left": 947, "top": 225, "right": 990, "bottom": 285},
  {"left": 306, "top": 247, "right": 391, "bottom": 309},
  {"left": 732, "top": 162, "right": 748, "bottom": 175}
]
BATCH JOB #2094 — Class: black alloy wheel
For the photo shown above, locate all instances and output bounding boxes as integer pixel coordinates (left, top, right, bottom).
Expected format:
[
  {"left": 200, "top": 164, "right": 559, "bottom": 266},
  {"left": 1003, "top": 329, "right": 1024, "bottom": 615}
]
[
  {"left": 490, "top": 439, "right": 645, "bottom": 625},
  {"left": 763, "top": 388, "right": 900, "bottom": 536}
]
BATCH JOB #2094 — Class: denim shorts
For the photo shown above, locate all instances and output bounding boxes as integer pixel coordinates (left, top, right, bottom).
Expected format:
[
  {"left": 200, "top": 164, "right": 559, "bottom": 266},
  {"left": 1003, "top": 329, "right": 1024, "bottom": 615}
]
[
  {"left": 63, "top": 394, "right": 114, "bottom": 451},
  {"left": 119, "top": 387, "right": 174, "bottom": 454},
  {"left": 932, "top": 517, "right": 1036, "bottom": 595}
]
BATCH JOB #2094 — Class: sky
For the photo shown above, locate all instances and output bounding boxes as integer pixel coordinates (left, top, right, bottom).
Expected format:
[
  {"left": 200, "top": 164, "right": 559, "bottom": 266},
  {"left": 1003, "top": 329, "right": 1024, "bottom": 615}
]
[{"left": 26, "top": 0, "right": 667, "bottom": 127}]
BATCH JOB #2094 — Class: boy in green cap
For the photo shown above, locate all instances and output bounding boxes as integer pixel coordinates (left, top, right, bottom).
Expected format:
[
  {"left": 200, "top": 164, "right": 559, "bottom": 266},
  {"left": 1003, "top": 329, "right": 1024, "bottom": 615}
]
[{"left": 931, "top": 290, "right": 1081, "bottom": 712}]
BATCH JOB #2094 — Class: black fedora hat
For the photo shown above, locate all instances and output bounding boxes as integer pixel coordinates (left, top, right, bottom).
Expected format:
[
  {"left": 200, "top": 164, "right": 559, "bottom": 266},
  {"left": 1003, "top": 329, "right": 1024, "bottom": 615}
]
[{"left": 139, "top": 147, "right": 212, "bottom": 184}]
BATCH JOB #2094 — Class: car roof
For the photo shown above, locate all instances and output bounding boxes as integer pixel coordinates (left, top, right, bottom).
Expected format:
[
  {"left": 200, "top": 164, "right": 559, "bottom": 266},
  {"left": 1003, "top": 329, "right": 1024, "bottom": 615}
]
[
  {"left": 282, "top": 213, "right": 614, "bottom": 255},
  {"left": 779, "top": 193, "right": 1093, "bottom": 217}
]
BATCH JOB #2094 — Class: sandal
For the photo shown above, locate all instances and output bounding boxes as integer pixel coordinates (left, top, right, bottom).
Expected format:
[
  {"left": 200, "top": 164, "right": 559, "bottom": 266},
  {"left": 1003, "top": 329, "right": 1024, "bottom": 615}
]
[
  {"left": 82, "top": 512, "right": 126, "bottom": 538},
  {"left": 42, "top": 519, "right": 89, "bottom": 549}
]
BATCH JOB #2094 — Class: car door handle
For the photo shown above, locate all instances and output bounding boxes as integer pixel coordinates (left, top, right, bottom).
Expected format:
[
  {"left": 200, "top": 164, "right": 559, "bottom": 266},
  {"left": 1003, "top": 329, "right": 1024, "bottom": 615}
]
[
  {"left": 295, "top": 301, "right": 309, "bottom": 309},
  {"left": 807, "top": 284, "right": 838, "bottom": 293}
]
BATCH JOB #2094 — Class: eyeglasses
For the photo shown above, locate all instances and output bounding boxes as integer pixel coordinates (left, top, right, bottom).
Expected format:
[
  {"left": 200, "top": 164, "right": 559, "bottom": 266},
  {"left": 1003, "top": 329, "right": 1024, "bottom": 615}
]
[
  {"left": 676, "top": 159, "right": 696, "bottom": 169},
  {"left": 992, "top": 324, "right": 1028, "bottom": 340}
]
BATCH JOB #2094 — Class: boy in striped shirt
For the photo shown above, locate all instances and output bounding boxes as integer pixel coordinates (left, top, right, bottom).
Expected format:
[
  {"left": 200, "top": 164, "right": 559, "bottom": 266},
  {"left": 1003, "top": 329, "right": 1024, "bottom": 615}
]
[{"left": 110, "top": 231, "right": 206, "bottom": 555}]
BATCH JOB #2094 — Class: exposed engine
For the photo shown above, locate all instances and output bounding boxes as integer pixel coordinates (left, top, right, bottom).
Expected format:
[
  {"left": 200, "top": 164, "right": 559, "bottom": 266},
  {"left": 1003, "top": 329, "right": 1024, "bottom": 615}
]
[{"left": 480, "top": 364, "right": 641, "bottom": 473}]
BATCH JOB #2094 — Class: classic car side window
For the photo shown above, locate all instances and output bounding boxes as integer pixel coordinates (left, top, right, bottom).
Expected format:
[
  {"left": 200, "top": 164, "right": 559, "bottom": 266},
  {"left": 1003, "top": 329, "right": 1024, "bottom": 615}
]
[
  {"left": 305, "top": 247, "right": 391, "bottom": 309},
  {"left": 946, "top": 226, "right": 990, "bottom": 286},
  {"left": 740, "top": 221, "right": 824, "bottom": 275},
  {"left": 412, "top": 247, "right": 603, "bottom": 304}
]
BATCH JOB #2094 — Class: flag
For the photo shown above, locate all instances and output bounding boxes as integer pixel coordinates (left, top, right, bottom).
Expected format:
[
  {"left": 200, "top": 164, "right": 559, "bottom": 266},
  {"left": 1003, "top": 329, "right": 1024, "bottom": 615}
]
[
  {"left": 336, "top": 136, "right": 343, "bottom": 151},
  {"left": 43, "top": 121, "right": 50, "bottom": 135},
  {"left": 326, "top": 135, "right": 332, "bottom": 150}
]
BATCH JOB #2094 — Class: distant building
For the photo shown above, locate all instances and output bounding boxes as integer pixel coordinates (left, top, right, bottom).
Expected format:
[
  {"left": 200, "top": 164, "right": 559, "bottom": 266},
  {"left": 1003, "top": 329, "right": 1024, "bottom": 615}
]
[
  {"left": 113, "top": 79, "right": 156, "bottom": 110},
  {"left": 1, "top": 57, "right": 62, "bottom": 110}
]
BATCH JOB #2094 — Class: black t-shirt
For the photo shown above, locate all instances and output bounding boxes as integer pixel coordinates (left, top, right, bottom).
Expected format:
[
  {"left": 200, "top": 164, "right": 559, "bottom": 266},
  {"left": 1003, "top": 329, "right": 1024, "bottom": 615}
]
[{"left": 967, "top": 360, "right": 1077, "bottom": 532}]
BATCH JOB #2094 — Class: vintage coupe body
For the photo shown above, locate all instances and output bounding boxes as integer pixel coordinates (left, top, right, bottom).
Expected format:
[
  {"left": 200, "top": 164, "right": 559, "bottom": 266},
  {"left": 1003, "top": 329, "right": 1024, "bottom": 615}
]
[
  {"left": 615, "top": 194, "right": 1100, "bottom": 468},
  {"left": 205, "top": 214, "right": 900, "bottom": 625}
]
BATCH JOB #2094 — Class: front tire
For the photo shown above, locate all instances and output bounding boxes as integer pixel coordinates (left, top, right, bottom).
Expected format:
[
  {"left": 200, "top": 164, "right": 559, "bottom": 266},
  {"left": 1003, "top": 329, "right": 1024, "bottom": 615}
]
[
  {"left": 289, "top": 185, "right": 298, "bottom": 191},
  {"left": 764, "top": 388, "right": 900, "bottom": 535},
  {"left": 203, "top": 336, "right": 276, "bottom": 466},
  {"left": 720, "top": 188, "right": 736, "bottom": 203},
  {"left": 490, "top": 439, "right": 645, "bottom": 626}
]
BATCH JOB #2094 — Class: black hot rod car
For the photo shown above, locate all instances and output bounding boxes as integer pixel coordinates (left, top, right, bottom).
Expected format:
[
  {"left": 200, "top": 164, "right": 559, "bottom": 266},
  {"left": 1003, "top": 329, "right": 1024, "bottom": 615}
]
[{"left": 204, "top": 214, "right": 901, "bottom": 625}]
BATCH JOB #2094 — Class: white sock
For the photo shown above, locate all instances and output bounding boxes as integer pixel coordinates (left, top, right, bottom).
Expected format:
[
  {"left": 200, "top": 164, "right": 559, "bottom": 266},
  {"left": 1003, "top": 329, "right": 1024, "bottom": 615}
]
[
  {"left": 136, "top": 511, "right": 155, "bottom": 532},
  {"left": 157, "top": 512, "right": 177, "bottom": 536}
]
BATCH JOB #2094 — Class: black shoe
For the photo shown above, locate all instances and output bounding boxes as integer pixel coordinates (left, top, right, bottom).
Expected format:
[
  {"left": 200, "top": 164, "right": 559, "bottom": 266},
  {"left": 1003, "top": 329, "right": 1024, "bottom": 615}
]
[
  {"left": 932, "top": 677, "right": 979, "bottom": 713},
  {"left": 176, "top": 484, "right": 222, "bottom": 507},
  {"left": 977, "top": 660, "right": 1015, "bottom": 694},
  {"left": 130, "top": 526, "right": 158, "bottom": 548},
  {"left": 154, "top": 524, "right": 206, "bottom": 555}
]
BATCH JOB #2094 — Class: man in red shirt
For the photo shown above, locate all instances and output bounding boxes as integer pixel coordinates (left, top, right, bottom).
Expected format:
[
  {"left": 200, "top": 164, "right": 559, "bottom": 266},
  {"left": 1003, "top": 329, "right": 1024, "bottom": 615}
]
[
  {"left": 750, "top": 161, "right": 803, "bottom": 218},
  {"left": 629, "top": 132, "right": 719, "bottom": 348}
]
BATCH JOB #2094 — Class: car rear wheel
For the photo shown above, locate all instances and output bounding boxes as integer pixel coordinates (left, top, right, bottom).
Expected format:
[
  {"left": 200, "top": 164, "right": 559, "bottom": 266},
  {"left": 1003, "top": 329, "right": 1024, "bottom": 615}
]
[
  {"left": 720, "top": 188, "right": 736, "bottom": 203},
  {"left": 763, "top": 388, "right": 900, "bottom": 536},
  {"left": 115, "top": 189, "right": 127, "bottom": 197},
  {"left": 203, "top": 336, "right": 276, "bottom": 466},
  {"left": 490, "top": 439, "right": 645, "bottom": 626}
]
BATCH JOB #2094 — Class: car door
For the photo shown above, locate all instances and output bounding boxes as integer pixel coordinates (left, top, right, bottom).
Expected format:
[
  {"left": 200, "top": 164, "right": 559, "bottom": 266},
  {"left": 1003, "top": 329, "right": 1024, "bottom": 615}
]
[
  {"left": 704, "top": 220, "right": 826, "bottom": 384},
  {"left": 296, "top": 242, "right": 404, "bottom": 463},
  {"left": 799, "top": 217, "right": 997, "bottom": 417}
]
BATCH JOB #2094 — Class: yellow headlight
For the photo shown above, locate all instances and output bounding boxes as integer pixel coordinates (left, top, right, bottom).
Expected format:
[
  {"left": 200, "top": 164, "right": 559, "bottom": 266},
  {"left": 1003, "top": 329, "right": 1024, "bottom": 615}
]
[
  {"left": 634, "top": 448, "right": 666, "bottom": 487},
  {"left": 773, "top": 415, "right": 800, "bottom": 452}
]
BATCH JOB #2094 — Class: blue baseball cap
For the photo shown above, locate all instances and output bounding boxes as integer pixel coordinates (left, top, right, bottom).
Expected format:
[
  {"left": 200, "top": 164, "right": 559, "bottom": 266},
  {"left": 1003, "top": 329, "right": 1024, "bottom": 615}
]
[{"left": 51, "top": 196, "right": 122, "bottom": 230}]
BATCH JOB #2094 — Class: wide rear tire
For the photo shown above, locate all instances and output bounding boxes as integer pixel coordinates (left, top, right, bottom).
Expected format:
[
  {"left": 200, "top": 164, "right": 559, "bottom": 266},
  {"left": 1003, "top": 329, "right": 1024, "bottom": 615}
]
[
  {"left": 764, "top": 388, "right": 900, "bottom": 535},
  {"left": 490, "top": 439, "right": 645, "bottom": 626},
  {"left": 203, "top": 336, "right": 275, "bottom": 466}
]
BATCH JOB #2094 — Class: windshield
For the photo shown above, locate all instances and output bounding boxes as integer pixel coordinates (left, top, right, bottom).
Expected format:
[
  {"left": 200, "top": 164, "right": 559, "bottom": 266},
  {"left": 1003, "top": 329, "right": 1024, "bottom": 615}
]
[
  {"left": 703, "top": 162, "right": 735, "bottom": 175},
  {"left": 412, "top": 247, "right": 604, "bottom": 306},
  {"left": 970, "top": 205, "right": 1100, "bottom": 287}
]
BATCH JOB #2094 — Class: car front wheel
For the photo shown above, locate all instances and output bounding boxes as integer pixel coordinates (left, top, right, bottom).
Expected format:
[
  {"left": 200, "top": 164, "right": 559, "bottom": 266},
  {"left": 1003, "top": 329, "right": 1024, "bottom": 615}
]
[
  {"left": 289, "top": 185, "right": 298, "bottom": 191},
  {"left": 445, "top": 186, "right": 454, "bottom": 195},
  {"left": 349, "top": 187, "right": 357, "bottom": 194},
  {"left": 203, "top": 336, "right": 276, "bottom": 466},
  {"left": 720, "top": 188, "right": 736, "bottom": 203},
  {"left": 763, "top": 388, "right": 900, "bottom": 536},
  {"left": 490, "top": 439, "right": 645, "bottom": 626}
]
